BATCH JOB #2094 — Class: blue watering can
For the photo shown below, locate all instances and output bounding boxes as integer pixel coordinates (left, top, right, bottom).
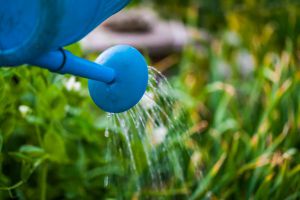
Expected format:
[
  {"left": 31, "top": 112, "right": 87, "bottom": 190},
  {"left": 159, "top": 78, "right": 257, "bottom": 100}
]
[{"left": 0, "top": 0, "right": 149, "bottom": 113}]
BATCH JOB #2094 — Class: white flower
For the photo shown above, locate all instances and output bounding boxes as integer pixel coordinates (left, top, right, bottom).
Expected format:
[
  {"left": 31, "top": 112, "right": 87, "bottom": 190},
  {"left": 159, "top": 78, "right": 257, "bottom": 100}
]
[
  {"left": 217, "top": 60, "right": 231, "bottom": 79},
  {"left": 152, "top": 126, "right": 168, "bottom": 145},
  {"left": 140, "top": 92, "right": 156, "bottom": 110},
  {"left": 224, "top": 31, "right": 241, "bottom": 47},
  {"left": 64, "top": 76, "right": 81, "bottom": 92},
  {"left": 236, "top": 51, "right": 255, "bottom": 77},
  {"left": 19, "top": 105, "right": 32, "bottom": 117}
]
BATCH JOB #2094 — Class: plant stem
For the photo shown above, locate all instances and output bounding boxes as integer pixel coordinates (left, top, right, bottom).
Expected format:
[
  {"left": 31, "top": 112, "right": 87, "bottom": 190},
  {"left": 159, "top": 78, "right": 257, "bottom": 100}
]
[{"left": 40, "top": 163, "right": 48, "bottom": 200}]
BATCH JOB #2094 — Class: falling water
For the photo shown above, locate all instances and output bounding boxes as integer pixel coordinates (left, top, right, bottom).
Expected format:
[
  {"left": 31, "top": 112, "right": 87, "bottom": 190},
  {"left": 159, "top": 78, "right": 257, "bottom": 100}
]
[{"left": 103, "top": 66, "right": 190, "bottom": 198}]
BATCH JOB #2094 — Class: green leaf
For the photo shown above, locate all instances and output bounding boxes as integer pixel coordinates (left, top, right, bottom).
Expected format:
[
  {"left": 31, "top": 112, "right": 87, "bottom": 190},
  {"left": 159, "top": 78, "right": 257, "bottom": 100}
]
[
  {"left": 9, "top": 152, "right": 33, "bottom": 162},
  {"left": 44, "top": 131, "right": 68, "bottom": 163},
  {"left": 19, "top": 145, "right": 45, "bottom": 158}
]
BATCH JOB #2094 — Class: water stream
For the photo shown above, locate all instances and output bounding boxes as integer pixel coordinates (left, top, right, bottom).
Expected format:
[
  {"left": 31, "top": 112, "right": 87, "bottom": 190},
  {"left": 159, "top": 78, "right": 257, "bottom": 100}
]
[{"left": 103, "top": 67, "right": 190, "bottom": 198}]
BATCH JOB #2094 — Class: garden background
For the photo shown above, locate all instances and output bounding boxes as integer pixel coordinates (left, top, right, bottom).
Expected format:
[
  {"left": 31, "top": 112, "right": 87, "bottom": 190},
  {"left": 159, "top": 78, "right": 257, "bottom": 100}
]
[{"left": 1, "top": 0, "right": 300, "bottom": 199}]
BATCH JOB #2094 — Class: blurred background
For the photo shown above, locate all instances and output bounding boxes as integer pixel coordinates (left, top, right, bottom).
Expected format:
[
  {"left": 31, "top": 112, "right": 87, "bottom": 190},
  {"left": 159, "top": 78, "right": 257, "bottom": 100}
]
[{"left": 1, "top": 0, "right": 300, "bottom": 199}]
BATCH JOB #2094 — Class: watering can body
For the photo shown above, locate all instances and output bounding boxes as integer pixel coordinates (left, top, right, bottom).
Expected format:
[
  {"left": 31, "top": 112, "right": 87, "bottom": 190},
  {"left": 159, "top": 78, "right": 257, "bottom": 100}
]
[
  {"left": 0, "top": 0, "right": 130, "bottom": 66},
  {"left": 0, "top": 0, "right": 149, "bottom": 113}
]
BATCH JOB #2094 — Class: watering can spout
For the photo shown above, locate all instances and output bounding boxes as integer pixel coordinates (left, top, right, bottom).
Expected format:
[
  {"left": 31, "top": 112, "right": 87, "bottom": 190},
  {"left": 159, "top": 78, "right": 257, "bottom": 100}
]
[{"left": 30, "top": 49, "right": 116, "bottom": 84}]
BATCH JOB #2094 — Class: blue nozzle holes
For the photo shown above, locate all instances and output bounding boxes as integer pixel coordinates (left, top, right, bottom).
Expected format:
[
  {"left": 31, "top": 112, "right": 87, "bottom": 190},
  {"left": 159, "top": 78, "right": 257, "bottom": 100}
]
[{"left": 88, "top": 45, "right": 149, "bottom": 113}]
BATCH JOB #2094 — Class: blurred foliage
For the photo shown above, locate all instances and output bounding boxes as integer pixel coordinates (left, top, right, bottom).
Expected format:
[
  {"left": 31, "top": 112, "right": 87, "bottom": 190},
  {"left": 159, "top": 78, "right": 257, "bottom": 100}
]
[{"left": 1, "top": 0, "right": 300, "bottom": 200}]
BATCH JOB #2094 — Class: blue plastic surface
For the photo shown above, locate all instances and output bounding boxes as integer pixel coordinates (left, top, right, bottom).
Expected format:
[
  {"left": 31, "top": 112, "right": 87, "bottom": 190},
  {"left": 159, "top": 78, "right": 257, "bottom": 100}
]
[
  {"left": 0, "top": 0, "right": 149, "bottom": 113},
  {"left": 31, "top": 50, "right": 116, "bottom": 83},
  {"left": 89, "top": 45, "right": 148, "bottom": 113},
  {"left": 0, "top": 0, "right": 130, "bottom": 66},
  {"left": 0, "top": 0, "right": 59, "bottom": 66}
]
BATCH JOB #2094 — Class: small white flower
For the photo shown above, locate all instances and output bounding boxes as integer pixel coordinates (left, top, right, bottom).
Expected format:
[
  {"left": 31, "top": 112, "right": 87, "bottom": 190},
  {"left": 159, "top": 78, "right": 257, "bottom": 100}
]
[
  {"left": 152, "top": 126, "right": 168, "bottom": 145},
  {"left": 140, "top": 92, "right": 156, "bottom": 110},
  {"left": 236, "top": 51, "right": 255, "bottom": 77},
  {"left": 217, "top": 60, "right": 232, "bottom": 79},
  {"left": 64, "top": 76, "right": 81, "bottom": 92},
  {"left": 19, "top": 105, "right": 32, "bottom": 117},
  {"left": 224, "top": 31, "right": 241, "bottom": 47}
]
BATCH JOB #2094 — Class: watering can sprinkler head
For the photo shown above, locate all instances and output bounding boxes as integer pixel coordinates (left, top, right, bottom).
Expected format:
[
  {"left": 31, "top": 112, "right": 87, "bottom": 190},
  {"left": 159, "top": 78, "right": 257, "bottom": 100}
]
[
  {"left": 88, "top": 45, "right": 149, "bottom": 113},
  {"left": 0, "top": 0, "right": 148, "bottom": 113}
]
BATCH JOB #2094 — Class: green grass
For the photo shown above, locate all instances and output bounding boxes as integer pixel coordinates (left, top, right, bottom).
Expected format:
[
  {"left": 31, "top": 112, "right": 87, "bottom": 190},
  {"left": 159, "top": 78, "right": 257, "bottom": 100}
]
[
  {"left": 177, "top": 45, "right": 300, "bottom": 199},
  {"left": 1, "top": 1, "right": 300, "bottom": 199}
]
